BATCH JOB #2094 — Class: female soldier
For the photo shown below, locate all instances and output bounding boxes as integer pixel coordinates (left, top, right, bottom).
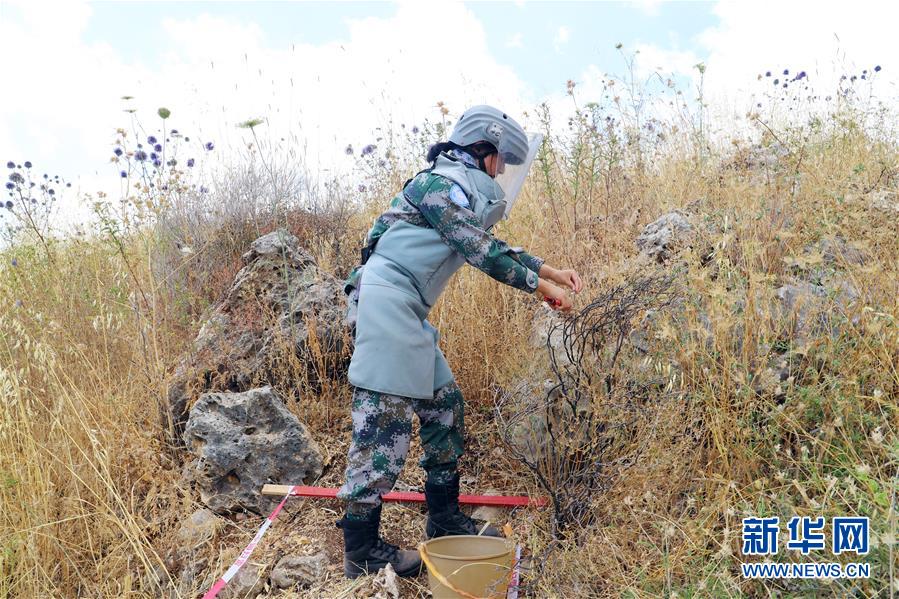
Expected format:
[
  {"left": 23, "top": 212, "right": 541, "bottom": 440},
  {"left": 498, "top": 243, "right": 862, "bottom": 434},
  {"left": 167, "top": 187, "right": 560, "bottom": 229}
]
[{"left": 336, "top": 105, "right": 583, "bottom": 578}]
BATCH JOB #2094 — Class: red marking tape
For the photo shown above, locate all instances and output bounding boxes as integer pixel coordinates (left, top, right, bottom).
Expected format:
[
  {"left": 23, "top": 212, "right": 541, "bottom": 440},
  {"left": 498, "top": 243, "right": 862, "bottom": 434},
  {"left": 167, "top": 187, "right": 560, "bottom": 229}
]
[
  {"left": 201, "top": 486, "right": 294, "bottom": 599},
  {"left": 275, "top": 485, "right": 547, "bottom": 507}
]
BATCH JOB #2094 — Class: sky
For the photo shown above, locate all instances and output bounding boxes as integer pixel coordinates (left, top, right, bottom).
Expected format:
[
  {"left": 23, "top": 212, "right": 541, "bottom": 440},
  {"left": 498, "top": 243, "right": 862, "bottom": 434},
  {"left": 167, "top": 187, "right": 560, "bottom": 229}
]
[{"left": 1, "top": 0, "right": 897, "bottom": 227}]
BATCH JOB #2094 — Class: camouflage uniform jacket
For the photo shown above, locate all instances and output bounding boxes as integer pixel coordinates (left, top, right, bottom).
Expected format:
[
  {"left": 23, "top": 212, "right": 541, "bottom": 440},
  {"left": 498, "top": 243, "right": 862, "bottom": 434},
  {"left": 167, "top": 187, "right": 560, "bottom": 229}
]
[{"left": 344, "top": 154, "right": 544, "bottom": 298}]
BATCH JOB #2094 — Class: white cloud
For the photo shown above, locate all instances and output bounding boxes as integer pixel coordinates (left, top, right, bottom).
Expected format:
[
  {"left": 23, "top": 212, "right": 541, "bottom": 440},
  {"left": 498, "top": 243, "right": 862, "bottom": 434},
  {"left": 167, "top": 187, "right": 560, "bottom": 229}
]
[
  {"left": 506, "top": 32, "right": 524, "bottom": 49},
  {"left": 632, "top": 0, "right": 664, "bottom": 17},
  {"left": 553, "top": 26, "right": 570, "bottom": 53}
]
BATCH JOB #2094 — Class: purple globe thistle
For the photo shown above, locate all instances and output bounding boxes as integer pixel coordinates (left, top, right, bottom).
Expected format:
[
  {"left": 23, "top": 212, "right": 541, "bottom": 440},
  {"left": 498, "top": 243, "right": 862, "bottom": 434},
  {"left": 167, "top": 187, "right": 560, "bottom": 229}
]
[
  {"left": 797, "top": 71, "right": 806, "bottom": 80},
  {"left": 148, "top": 135, "right": 157, "bottom": 144},
  {"left": 135, "top": 150, "right": 148, "bottom": 161},
  {"left": 153, "top": 159, "right": 162, "bottom": 168},
  {"left": 361, "top": 144, "right": 376, "bottom": 156},
  {"left": 358, "top": 184, "right": 366, "bottom": 192},
  {"left": 187, "top": 158, "right": 195, "bottom": 167},
  {"left": 851, "top": 75, "right": 857, "bottom": 81},
  {"left": 841, "top": 75, "right": 847, "bottom": 81},
  {"left": 154, "top": 144, "right": 162, "bottom": 152},
  {"left": 783, "top": 69, "right": 789, "bottom": 75},
  {"left": 150, "top": 152, "right": 158, "bottom": 161},
  {"left": 114, "top": 147, "right": 123, "bottom": 157},
  {"left": 167, "top": 158, "right": 176, "bottom": 166},
  {"left": 5, "top": 161, "right": 13, "bottom": 169},
  {"left": 10, "top": 258, "right": 17, "bottom": 267},
  {"left": 773, "top": 79, "right": 779, "bottom": 85},
  {"left": 9, "top": 173, "right": 24, "bottom": 184},
  {"left": 412, "top": 126, "right": 420, "bottom": 134},
  {"left": 875, "top": 65, "right": 881, "bottom": 72},
  {"left": 205, "top": 142, "right": 214, "bottom": 151},
  {"left": 120, "top": 170, "right": 127, "bottom": 178},
  {"left": 199, "top": 185, "right": 208, "bottom": 193},
  {"left": 48, "top": 188, "right": 55, "bottom": 196},
  {"left": 24, "top": 161, "right": 31, "bottom": 168},
  {"left": 170, "top": 128, "right": 179, "bottom": 135},
  {"left": 765, "top": 71, "right": 771, "bottom": 77},
  {"left": 66, "top": 182, "right": 71, "bottom": 187},
  {"left": 4, "top": 200, "right": 12, "bottom": 209},
  {"left": 345, "top": 144, "right": 353, "bottom": 155},
  {"left": 5, "top": 182, "right": 13, "bottom": 190}
]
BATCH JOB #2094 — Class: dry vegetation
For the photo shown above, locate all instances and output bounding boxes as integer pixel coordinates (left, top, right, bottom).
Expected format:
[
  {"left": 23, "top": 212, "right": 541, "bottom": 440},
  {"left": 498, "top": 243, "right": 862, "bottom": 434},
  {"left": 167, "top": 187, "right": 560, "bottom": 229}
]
[{"left": 1, "top": 66, "right": 897, "bottom": 598}]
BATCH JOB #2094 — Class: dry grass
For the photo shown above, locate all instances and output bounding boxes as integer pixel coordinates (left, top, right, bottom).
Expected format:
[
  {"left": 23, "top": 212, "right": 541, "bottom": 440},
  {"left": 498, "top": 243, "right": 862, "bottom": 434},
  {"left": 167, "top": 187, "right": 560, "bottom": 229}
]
[{"left": 1, "top": 86, "right": 897, "bottom": 598}]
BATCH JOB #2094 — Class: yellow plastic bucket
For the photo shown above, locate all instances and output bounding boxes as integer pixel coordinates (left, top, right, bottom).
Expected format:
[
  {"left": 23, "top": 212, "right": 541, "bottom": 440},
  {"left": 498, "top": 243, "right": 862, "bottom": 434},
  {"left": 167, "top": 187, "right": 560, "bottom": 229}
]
[{"left": 419, "top": 535, "right": 514, "bottom": 599}]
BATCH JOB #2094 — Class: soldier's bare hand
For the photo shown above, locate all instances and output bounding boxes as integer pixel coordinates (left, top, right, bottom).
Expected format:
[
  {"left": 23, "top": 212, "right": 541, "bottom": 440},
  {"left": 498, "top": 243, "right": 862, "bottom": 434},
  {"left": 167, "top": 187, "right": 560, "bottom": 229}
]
[{"left": 554, "top": 268, "right": 583, "bottom": 293}]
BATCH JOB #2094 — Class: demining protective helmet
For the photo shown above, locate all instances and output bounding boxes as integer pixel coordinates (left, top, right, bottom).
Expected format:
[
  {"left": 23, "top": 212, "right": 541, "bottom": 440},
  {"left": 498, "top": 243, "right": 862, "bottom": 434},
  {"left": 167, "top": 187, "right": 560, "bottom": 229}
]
[{"left": 448, "top": 104, "right": 543, "bottom": 219}]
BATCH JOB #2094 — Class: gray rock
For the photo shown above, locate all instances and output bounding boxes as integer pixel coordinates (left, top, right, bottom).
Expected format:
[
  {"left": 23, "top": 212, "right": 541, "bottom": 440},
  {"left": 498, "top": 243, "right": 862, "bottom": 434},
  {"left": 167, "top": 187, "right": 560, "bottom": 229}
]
[
  {"left": 818, "top": 237, "right": 867, "bottom": 267},
  {"left": 269, "top": 553, "right": 327, "bottom": 589},
  {"left": 177, "top": 508, "right": 219, "bottom": 549},
  {"left": 183, "top": 386, "right": 323, "bottom": 514},
  {"left": 220, "top": 565, "right": 266, "bottom": 599},
  {"left": 636, "top": 211, "right": 694, "bottom": 262},
  {"left": 166, "top": 229, "right": 349, "bottom": 442}
]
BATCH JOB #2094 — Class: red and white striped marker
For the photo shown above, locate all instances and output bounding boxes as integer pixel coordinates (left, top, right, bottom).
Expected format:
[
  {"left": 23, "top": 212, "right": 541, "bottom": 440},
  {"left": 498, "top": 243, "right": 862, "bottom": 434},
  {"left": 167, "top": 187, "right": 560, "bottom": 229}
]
[{"left": 201, "top": 486, "right": 294, "bottom": 599}]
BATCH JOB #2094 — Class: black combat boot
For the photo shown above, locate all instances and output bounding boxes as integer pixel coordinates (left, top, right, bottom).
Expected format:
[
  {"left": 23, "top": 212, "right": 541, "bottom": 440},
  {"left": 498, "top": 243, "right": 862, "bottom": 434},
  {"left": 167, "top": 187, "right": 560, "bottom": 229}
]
[
  {"left": 337, "top": 505, "right": 422, "bottom": 579},
  {"left": 425, "top": 474, "right": 502, "bottom": 539}
]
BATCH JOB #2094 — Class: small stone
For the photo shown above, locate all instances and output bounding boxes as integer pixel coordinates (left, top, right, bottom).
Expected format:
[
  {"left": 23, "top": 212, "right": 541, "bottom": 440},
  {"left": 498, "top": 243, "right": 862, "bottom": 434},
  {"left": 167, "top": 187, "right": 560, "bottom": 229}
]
[
  {"left": 471, "top": 489, "right": 504, "bottom": 525},
  {"left": 220, "top": 565, "right": 266, "bottom": 599},
  {"left": 176, "top": 508, "right": 219, "bottom": 549},
  {"left": 269, "top": 553, "right": 327, "bottom": 589}
]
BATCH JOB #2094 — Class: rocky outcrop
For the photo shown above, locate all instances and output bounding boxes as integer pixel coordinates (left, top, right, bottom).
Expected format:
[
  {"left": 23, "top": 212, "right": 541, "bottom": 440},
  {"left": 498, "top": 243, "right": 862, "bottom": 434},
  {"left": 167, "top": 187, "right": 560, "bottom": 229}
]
[
  {"left": 183, "top": 386, "right": 323, "bottom": 515},
  {"left": 166, "top": 229, "right": 349, "bottom": 441},
  {"left": 635, "top": 211, "right": 694, "bottom": 262}
]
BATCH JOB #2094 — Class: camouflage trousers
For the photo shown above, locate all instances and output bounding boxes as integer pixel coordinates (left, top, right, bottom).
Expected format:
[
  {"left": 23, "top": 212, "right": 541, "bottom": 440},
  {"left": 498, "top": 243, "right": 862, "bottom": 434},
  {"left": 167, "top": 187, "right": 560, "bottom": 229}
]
[{"left": 337, "top": 381, "right": 465, "bottom": 514}]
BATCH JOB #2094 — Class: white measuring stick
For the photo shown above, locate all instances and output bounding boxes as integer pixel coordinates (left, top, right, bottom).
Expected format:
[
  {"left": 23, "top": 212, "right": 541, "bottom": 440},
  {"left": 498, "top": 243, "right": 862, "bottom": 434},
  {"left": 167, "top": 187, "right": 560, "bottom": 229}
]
[{"left": 201, "top": 486, "right": 295, "bottom": 599}]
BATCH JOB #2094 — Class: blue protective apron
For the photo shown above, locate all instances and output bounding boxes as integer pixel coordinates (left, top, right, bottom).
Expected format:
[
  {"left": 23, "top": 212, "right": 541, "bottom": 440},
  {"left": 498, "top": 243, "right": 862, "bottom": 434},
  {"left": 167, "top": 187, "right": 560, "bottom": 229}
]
[{"left": 347, "top": 154, "right": 507, "bottom": 399}]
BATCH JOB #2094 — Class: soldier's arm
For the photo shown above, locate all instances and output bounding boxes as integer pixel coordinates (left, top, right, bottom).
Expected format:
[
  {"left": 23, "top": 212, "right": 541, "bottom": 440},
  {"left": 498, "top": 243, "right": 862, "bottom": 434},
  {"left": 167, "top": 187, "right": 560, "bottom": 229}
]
[{"left": 417, "top": 178, "right": 539, "bottom": 293}]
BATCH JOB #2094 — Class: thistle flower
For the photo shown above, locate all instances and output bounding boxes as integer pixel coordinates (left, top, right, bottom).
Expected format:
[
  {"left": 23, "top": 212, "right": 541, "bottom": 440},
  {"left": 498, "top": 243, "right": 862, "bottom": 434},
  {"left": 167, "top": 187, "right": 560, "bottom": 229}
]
[
  {"left": 135, "top": 150, "right": 148, "bottom": 161},
  {"left": 114, "top": 148, "right": 123, "bottom": 156},
  {"left": 153, "top": 159, "right": 162, "bottom": 168},
  {"left": 48, "top": 189, "right": 55, "bottom": 196},
  {"left": 783, "top": 69, "right": 789, "bottom": 75},
  {"left": 874, "top": 65, "right": 881, "bottom": 72},
  {"left": 5, "top": 182, "right": 13, "bottom": 190},
  {"left": 148, "top": 135, "right": 157, "bottom": 144},
  {"left": 345, "top": 145, "right": 353, "bottom": 155},
  {"left": 765, "top": 71, "right": 771, "bottom": 77},
  {"left": 10, "top": 258, "right": 17, "bottom": 267},
  {"left": 4, "top": 200, "right": 12, "bottom": 209},
  {"left": 205, "top": 142, "right": 214, "bottom": 151},
  {"left": 120, "top": 170, "right": 127, "bottom": 178},
  {"left": 171, "top": 128, "right": 179, "bottom": 135},
  {"left": 167, "top": 158, "right": 176, "bottom": 166},
  {"left": 361, "top": 144, "right": 376, "bottom": 156},
  {"left": 150, "top": 152, "right": 158, "bottom": 161},
  {"left": 5, "top": 161, "right": 13, "bottom": 169},
  {"left": 24, "top": 161, "right": 31, "bottom": 168},
  {"left": 154, "top": 144, "right": 162, "bottom": 152},
  {"left": 412, "top": 126, "right": 420, "bottom": 134},
  {"left": 358, "top": 184, "right": 366, "bottom": 192},
  {"left": 9, "top": 173, "right": 24, "bottom": 183},
  {"left": 199, "top": 185, "right": 208, "bottom": 193},
  {"left": 773, "top": 79, "right": 779, "bottom": 85},
  {"left": 187, "top": 158, "right": 195, "bottom": 167}
]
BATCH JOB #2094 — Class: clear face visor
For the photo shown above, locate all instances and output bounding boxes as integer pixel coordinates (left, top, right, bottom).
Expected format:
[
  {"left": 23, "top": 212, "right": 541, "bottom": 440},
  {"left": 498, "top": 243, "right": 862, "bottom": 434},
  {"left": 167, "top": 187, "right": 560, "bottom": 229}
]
[{"left": 493, "top": 132, "right": 543, "bottom": 219}]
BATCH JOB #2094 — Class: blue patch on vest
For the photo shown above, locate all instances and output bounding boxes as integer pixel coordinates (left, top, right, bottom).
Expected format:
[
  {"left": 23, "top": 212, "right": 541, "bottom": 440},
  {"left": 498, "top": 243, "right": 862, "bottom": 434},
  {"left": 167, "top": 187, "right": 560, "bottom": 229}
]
[{"left": 448, "top": 184, "right": 470, "bottom": 209}]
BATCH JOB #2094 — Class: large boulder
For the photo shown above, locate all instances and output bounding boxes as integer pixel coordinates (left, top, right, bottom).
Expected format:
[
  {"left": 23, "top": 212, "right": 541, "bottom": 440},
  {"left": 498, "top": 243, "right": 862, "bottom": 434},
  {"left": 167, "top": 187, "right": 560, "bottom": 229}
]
[
  {"left": 166, "top": 229, "right": 350, "bottom": 441},
  {"left": 183, "top": 386, "right": 323, "bottom": 515},
  {"left": 635, "top": 211, "right": 694, "bottom": 262}
]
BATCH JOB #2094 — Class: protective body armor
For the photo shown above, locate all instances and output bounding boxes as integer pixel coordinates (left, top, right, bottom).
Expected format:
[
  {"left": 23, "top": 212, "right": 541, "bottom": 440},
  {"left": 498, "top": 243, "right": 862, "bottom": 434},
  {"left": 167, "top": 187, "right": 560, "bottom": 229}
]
[{"left": 347, "top": 153, "right": 506, "bottom": 399}]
